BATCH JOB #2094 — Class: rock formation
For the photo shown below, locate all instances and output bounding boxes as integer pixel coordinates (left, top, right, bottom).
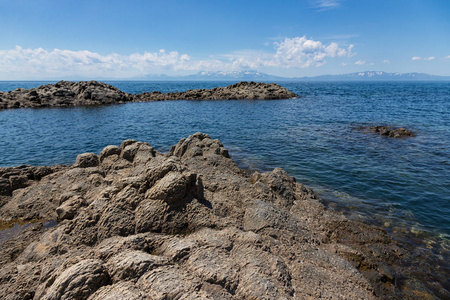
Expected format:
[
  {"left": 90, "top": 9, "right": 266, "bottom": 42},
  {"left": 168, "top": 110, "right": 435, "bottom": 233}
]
[
  {"left": 0, "top": 134, "right": 437, "bottom": 299},
  {"left": 0, "top": 81, "right": 298, "bottom": 109},
  {"left": 134, "top": 81, "right": 298, "bottom": 101},
  {"left": 359, "top": 126, "right": 415, "bottom": 138}
]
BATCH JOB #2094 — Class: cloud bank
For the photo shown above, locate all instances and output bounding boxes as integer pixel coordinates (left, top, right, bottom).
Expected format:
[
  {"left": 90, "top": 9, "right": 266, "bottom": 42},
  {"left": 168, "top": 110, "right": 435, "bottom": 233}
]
[{"left": 0, "top": 37, "right": 354, "bottom": 79}]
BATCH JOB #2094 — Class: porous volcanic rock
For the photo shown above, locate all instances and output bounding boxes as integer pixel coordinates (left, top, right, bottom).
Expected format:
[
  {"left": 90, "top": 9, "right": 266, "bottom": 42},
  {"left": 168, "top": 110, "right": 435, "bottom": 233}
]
[
  {"left": 0, "top": 133, "right": 429, "bottom": 299},
  {"left": 0, "top": 81, "right": 298, "bottom": 109}
]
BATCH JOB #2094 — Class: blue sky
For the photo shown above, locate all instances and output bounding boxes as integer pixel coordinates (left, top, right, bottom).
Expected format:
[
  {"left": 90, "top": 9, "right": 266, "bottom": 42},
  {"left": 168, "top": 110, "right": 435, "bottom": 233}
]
[{"left": 0, "top": 0, "right": 449, "bottom": 79}]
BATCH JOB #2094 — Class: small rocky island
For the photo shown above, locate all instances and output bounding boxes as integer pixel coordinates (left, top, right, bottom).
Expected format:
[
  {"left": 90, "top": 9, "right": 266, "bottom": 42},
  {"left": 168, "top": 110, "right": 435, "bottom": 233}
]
[
  {"left": 0, "top": 133, "right": 429, "bottom": 299},
  {"left": 357, "top": 125, "right": 415, "bottom": 138},
  {"left": 0, "top": 81, "right": 298, "bottom": 109}
]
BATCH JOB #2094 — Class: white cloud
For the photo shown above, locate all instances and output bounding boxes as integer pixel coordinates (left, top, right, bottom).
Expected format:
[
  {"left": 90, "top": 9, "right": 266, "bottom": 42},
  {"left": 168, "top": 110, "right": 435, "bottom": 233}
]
[
  {"left": 369, "top": 62, "right": 375, "bottom": 66},
  {"left": 354, "top": 60, "right": 366, "bottom": 65},
  {"left": 412, "top": 56, "right": 435, "bottom": 61},
  {"left": 382, "top": 59, "right": 391, "bottom": 64},
  {"left": 341, "top": 62, "right": 348, "bottom": 66},
  {"left": 0, "top": 46, "right": 192, "bottom": 78},
  {"left": 312, "top": 0, "right": 341, "bottom": 11},
  {"left": 269, "top": 36, "right": 353, "bottom": 68},
  {"left": 0, "top": 38, "right": 355, "bottom": 79}
]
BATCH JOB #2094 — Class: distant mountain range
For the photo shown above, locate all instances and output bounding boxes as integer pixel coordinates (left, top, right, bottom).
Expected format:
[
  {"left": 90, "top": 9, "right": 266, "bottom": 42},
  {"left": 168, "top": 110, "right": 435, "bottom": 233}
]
[
  {"left": 130, "top": 70, "right": 450, "bottom": 81},
  {"left": 132, "top": 70, "right": 285, "bottom": 81},
  {"left": 295, "top": 71, "right": 450, "bottom": 81}
]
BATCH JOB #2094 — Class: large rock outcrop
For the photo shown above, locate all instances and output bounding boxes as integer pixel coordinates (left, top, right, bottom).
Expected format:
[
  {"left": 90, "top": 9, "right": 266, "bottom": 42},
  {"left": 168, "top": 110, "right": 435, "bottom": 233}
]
[
  {"left": 134, "top": 81, "right": 298, "bottom": 101},
  {"left": 0, "top": 81, "right": 131, "bottom": 109},
  {"left": 0, "top": 81, "right": 298, "bottom": 109},
  {"left": 0, "top": 134, "right": 443, "bottom": 299}
]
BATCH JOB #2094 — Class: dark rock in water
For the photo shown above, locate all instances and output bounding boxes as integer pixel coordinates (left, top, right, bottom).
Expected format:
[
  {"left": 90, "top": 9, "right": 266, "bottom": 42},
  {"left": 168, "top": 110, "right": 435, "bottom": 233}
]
[
  {"left": 359, "top": 125, "right": 415, "bottom": 138},
  {"left": 0, "top": 81, "right": 298, "bottom": 109},
  {"left": 135, "top": 81, "right": 298, "bottom": 101},
  {"left": 0, "top": 134, "right": 436, "bottom": 299},
  {"left": 0, "top": 80, "right": 131, "bottom": 109}
]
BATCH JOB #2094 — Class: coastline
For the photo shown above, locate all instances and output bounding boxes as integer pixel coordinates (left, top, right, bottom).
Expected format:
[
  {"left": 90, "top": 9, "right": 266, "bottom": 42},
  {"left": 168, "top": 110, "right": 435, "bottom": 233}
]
[{"left": 0, "top": 133, "right": 447, "bottom": 298}]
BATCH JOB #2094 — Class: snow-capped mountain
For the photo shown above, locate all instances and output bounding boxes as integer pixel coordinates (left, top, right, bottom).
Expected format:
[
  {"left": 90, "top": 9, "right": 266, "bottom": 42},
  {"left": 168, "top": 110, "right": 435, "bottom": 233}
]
[
  {"left": 184, "top": 70, "right": 286, "bottom": 80},
  {"left": 129, "top": 70, "right": 449, "bottom": 81},
  {"left": 295, "top": 71, "right": 450, "bottom": 81}
]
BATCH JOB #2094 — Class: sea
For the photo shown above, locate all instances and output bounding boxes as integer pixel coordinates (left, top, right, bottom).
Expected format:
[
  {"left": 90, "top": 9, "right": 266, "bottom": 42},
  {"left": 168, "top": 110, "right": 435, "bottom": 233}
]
[{"left": 1, "top": 80, "right": 449, "bottom": 295}]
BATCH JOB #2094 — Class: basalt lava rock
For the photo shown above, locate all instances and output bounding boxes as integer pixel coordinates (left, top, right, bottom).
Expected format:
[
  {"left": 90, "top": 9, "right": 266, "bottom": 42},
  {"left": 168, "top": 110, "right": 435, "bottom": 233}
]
[
  {"left": 0, "top": 81, "right": 298, "bottom": 109},
  {"left": 0, "top": 133, "right": 433, "bottom": 299}
]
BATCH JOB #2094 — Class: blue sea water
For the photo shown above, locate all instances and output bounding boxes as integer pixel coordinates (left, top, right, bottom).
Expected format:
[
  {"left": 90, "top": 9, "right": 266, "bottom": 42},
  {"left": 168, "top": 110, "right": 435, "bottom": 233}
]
[{"left": 1, "top": 81, "right": 449, "bottom": 251}]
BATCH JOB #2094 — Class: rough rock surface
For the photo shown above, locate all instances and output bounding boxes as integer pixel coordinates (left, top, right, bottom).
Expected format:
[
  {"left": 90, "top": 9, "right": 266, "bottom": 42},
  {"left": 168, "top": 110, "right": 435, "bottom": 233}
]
[
  {"left": 0, "top": 81, "right": 298, "bottom": 109},
  {"left": 0, "top": 81, "right": 130, "bottom": 109},
  {"left": 134, "top": 81, "right": 298, "bottom": 101},
  {"left": 359, "top": 125, "right": 415, "bottom": 138},
  {"left": 0, "top": 133, "right": 441, "bottom": 299}
]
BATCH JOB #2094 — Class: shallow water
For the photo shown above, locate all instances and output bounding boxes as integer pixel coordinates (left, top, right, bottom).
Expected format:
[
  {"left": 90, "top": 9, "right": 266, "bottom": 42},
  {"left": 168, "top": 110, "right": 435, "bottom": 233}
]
[{"left": 1, "top": 81, "right": 449, "bottom": 290}]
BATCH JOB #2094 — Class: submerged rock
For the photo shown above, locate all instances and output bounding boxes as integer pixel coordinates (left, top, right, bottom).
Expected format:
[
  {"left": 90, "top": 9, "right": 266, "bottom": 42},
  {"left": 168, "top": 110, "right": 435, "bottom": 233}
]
[
  {"left": 0, "top": 133, "right": 438, "bottom": 299},
  {"left": 359, "top": 125, "right": 415, "bottom": 138},
  {"left": 0, "top": 81, "right": 298, "bottom": 109}
]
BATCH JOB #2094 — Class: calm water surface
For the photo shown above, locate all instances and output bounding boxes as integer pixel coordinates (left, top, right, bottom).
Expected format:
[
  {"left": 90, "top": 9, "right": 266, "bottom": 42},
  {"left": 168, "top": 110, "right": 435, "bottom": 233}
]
[{"left": 1, "top": 81, "right": 449, "bottom": 288}]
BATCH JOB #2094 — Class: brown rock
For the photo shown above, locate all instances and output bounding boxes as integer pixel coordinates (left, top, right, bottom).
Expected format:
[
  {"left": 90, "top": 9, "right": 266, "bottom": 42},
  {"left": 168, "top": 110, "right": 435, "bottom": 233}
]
[
  {"left": 0, "top": 133, "right": 440, "bottom": 299},
  {"left": 41, "top": 259, "right": 110, "bottom": 300}
]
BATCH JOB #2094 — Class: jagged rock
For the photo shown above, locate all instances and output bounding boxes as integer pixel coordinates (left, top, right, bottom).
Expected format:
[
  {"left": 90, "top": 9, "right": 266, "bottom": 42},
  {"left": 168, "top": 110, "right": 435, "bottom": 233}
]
[
  {"left": 0, "top": 133, "right": 438, "bottom": 299},
  {"left": 0, "top": 81, "right": 298, "bottom": 110}
]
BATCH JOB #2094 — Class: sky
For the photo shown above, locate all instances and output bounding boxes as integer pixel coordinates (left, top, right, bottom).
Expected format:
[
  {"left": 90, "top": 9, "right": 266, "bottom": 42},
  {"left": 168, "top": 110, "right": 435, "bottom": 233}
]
[{"left": 0, "top": 0, "right": 449, "bottom": 79}]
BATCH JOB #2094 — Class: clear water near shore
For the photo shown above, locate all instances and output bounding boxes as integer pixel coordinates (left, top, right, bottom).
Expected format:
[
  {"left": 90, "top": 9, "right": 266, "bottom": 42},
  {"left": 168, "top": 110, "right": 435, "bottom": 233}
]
[{"left": 1, "top": 81, "right": 449, "bottom": 290}]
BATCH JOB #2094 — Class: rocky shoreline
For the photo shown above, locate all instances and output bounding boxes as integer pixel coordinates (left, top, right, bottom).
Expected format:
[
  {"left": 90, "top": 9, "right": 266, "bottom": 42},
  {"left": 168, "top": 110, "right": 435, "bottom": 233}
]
[
  {"left": 0, "top": 133, "right": 442, "bottom": 299},
  {"left": 0, "top": 81, "right": 298, "bottom": 109}
]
